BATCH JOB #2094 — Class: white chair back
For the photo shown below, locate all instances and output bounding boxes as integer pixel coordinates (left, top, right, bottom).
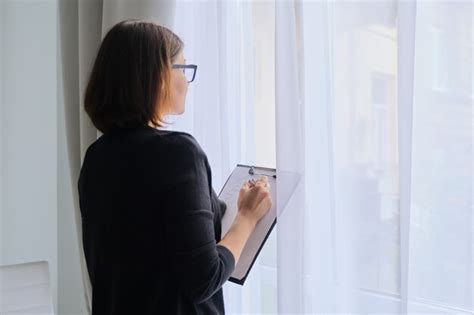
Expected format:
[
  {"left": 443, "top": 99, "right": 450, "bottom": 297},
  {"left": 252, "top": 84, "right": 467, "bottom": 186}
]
[{"left": 0, "top": 261, "right": 54, "bottom": 314}]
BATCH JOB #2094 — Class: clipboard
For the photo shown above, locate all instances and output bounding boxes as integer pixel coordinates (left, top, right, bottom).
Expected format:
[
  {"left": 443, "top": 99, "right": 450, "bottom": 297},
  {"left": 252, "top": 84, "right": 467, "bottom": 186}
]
[{"left": 217, "top": 164, "right": 291, "bottom": 285}]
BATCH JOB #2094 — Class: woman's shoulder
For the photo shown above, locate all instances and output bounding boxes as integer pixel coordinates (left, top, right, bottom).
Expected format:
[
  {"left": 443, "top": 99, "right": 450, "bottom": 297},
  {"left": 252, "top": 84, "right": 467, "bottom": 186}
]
[
  {"left": 85, "top": 127, "right": 207, "bottom": 165},
  {"left": 154, "top": 131, "right": 211, "bottom": 178},
  {"left": 161, "top": 129, "right": 197, "bottom": 144},
  {"left": 158, "top": 130, "right": 206, "bottom": 159}
]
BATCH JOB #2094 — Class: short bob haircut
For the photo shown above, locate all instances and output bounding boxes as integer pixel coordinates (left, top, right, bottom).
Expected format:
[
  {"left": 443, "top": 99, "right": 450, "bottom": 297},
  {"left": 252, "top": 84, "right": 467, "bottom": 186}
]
[{"left": 84, "top": 20, "right": 184, "bottom": 134}]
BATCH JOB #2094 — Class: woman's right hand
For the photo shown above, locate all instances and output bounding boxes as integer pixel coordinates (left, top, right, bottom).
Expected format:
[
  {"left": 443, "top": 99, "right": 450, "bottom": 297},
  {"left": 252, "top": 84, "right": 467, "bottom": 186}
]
[{"left": 237, "top": 176, "right": 272, "bottom": 224}]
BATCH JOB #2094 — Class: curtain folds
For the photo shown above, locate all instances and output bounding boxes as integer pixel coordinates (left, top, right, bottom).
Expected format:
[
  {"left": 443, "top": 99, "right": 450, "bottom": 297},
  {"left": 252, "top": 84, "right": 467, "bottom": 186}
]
[{"left": 275, "top": 0, "right": 472, "bottom": 313}]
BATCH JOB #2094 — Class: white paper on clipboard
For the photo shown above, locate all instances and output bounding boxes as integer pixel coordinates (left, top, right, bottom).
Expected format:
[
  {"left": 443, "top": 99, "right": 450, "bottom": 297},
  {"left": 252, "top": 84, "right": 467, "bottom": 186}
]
[{"left": 217, "top": 164, "right": 299, "bottom": 285}]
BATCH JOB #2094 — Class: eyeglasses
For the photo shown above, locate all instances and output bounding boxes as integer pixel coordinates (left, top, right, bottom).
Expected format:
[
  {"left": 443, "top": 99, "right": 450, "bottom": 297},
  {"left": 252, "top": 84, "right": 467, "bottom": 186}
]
[{"left": 172, "top": 64, "right": 197, "bottom": 83}]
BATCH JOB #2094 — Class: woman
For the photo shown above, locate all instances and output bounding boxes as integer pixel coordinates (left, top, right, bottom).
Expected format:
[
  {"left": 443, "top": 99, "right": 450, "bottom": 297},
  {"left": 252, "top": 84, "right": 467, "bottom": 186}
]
[{"left": 78, "top": 20, "right": 272, "bottom": 314}]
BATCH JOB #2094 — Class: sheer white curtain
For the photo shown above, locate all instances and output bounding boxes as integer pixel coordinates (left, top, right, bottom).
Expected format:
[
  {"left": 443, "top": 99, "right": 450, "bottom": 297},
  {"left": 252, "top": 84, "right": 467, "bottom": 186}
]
[
  {"left": 408, "top": 2, "right": 472, "bottom": 312},
  {"left": 276, "top": 0, "right": 472, "bottom": 314},
  {"left": 172, "top": 1, "right": 472, "bottom": 313}
]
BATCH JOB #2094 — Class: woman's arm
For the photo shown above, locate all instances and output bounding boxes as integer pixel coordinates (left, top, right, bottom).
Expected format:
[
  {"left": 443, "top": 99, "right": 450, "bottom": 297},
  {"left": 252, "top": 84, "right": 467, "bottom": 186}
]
[
  {"left": 217, "top": 213, "right": 256, "bottom": 264},
  {"left": 218, "top": 177, "right": 271, "bottom": 265},
  {"left": 162, "top": 134, "right": 235, "bottom": 304}
]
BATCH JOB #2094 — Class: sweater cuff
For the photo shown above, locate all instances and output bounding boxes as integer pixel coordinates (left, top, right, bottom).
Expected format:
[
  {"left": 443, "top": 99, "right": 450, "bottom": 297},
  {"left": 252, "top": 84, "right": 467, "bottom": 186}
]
[
  {"left": 218, "top": 199, "right": 227, "bottom": 217},
  {"left": 216, "top": 244, "right": 236, "bottom": 275}
]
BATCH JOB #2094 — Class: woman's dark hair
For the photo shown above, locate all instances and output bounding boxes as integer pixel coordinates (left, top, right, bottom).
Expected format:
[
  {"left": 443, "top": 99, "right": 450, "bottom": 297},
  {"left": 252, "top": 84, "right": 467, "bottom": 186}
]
[{"left": 84, "top": 20, "right": 184, "bottom": 134}]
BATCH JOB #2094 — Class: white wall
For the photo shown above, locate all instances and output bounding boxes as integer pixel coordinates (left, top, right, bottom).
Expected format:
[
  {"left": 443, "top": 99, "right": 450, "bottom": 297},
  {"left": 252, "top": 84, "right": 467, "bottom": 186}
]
[
  {"left": 0, "top": 0, "right": 4, "bottom": 271},
  {"left": 1, "top": 0, "right": 58, "bottom": 311}
]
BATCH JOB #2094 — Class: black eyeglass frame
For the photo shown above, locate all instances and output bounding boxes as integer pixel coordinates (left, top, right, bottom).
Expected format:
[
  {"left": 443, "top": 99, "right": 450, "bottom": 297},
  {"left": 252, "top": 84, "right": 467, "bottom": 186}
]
[{"left": 172, "top": 64, "right": 197, "bottom": 83}]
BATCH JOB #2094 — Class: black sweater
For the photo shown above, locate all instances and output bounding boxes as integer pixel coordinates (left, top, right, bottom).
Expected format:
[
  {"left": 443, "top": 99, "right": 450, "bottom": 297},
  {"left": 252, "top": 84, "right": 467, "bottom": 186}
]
[{"left": 78, "top": 125, "right": 235, "bottom": 314}]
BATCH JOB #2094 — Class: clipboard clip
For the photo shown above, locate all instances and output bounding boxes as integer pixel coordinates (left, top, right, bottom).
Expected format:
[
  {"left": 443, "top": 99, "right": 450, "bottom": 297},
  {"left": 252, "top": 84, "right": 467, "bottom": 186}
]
[{"left": 248, "top": 166, "right": 277, "bottom": 179}]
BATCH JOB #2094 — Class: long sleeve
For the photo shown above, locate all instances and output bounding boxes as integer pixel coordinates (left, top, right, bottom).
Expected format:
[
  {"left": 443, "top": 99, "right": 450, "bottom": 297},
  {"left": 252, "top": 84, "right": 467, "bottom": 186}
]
[{"left": 162, "top": 134, "right": 235, "bottom": 304}]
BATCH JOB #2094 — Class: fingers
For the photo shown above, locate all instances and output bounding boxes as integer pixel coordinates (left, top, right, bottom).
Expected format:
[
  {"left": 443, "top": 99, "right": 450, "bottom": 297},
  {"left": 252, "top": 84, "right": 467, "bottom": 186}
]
[
  {"left": 254, "top": 176, "right": 270, "bottom": 188},
  {"left": 243, "top": 176, "right": 271, "bottom": 191},
  {"left": 240, "top": 181, "right": 251, "bottom": 196},
  {"left": 256, "top": 188, "right": 273, "bottom": 212}
]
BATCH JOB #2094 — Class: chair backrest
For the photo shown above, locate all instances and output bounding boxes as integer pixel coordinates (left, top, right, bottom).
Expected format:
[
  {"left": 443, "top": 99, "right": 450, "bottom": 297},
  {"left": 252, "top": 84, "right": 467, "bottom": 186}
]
[{"left": 0, "top": 261, "right": 54, "bottom": 314}]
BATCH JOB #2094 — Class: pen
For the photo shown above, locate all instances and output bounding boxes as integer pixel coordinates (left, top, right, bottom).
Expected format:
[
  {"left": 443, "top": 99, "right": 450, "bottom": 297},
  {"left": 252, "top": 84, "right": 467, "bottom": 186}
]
[{"left": 248, "top": 179, "right": 257, "bottom": 187}]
